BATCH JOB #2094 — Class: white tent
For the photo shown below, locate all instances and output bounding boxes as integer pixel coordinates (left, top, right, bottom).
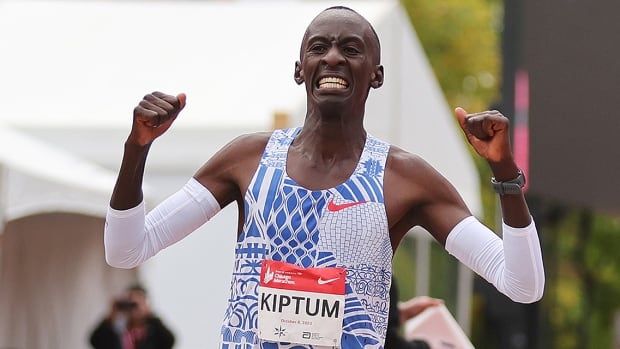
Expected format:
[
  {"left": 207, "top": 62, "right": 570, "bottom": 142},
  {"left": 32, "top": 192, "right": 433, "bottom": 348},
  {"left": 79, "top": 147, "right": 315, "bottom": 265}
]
[
  {"left": 0, "top": 1, "right": 481, "bottom": 348},
  {"left": 0, "top": 127, "right": 115, "bottom": 221},
  {"left": 0, "top": 126, "right": 136, "bottom": 349}
]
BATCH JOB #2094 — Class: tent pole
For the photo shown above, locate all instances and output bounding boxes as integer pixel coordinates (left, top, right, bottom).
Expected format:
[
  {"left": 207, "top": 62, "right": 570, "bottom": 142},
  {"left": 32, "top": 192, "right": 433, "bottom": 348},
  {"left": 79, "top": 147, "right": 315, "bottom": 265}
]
[
  {"left": 0, "top": 164, "right": 6, "bottom": 235},
  {"left": 456, "top": 263, "right": 473, "bottom": 335},
  {"left": 414, "top": 229, "right": 430, "bottom": 297}
]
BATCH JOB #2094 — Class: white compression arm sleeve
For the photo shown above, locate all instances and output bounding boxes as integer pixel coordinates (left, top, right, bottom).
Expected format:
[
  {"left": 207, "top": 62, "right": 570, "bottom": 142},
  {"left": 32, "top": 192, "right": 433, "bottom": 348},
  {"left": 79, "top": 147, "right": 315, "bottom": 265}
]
[
  {"left": 104, "top": 178, "right": 221, "bottom": 269},
  {"left": 445, "top": 216, "right": 545, "bottom": 303}
]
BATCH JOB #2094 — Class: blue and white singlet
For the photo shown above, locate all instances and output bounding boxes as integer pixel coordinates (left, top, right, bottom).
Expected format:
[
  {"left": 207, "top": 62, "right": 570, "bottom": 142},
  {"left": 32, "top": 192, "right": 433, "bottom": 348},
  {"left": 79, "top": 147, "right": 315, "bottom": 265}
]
[{"left": 220, "top": 128, "right": 393, "bottom": 349}]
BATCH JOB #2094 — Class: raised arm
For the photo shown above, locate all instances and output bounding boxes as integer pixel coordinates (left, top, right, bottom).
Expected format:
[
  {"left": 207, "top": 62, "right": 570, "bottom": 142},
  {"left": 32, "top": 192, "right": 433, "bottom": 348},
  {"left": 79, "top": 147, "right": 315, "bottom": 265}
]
[
  {"left": 110, "top": 92, "right": 186, "bottom": 210},
  {"left": 394, "top": 108, "right": 544, "bottom": 303},
  {"left": 453, "top": 107, "right": 530, "bottom": 228},
  {"left": 105, "top": 92, "right": 270, "bottom": 269},
  {"left": 105, "top": 92, "right": 231, "bottom": 268}
]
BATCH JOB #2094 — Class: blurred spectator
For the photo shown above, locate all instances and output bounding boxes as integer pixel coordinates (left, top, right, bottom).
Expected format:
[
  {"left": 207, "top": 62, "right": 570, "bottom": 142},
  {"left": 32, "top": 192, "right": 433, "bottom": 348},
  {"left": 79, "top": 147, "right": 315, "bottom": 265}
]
[
  {"left": 89, "top": 284, "right": 175, "bottom": 349},
  {"left": 385, "top": 277, "right": 443, "bottom": 349}
]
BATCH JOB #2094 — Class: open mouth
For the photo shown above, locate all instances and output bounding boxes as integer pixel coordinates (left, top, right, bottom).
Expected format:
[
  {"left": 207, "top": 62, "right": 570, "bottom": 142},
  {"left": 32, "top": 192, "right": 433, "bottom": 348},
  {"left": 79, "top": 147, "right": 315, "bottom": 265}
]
[{"left": 316, "top": 76, "right": 349, "bottom": 90}]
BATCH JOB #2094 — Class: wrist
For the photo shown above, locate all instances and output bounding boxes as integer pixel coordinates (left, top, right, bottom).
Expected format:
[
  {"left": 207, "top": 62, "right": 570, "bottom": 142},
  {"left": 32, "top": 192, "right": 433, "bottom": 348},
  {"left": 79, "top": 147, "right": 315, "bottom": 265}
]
[
  {"left": 125, "top": 130, "right": 155, "bottom": 148},
  {"left": 124, "top": 139, "right": 152, "bottom": 153},
  {"left": 492, "top": 169, "right": 525, "bottom": 196},
  {"left": 489, "top": 158, "right": 519, "bottom": 181}
]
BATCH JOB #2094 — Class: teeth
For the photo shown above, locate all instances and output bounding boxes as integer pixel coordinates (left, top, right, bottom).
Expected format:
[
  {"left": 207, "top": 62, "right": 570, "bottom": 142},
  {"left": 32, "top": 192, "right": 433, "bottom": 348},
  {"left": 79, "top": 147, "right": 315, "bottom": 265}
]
[
  {"left": 318, "top": 76, "right": 348, "bottom": 89},
  {"left": 319, "top": 82, "right": 346, "bottom": 89}
]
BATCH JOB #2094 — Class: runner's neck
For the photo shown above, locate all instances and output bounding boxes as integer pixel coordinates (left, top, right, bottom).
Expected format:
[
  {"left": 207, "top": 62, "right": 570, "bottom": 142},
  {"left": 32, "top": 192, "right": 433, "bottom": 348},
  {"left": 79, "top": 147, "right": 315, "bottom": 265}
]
[{"left": 294, "top": 117, "right": 366, "bottom": 165}]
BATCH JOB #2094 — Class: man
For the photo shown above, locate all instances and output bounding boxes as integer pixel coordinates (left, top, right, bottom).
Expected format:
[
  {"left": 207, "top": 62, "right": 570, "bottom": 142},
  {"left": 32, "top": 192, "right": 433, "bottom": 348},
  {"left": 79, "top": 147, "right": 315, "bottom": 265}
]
[
  {"left": 104, "top": 6, "right": 544, "bottom": 348},
  {"left": 90, "top": 285, "right": 175, "bottom": 349}
]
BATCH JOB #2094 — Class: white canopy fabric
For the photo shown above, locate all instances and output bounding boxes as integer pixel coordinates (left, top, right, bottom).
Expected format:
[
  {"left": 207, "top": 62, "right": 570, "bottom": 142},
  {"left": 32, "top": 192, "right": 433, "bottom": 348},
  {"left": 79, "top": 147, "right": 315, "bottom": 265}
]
[
  {"left": 0, "top": 126, "right": 116, "bottom": 222},
  {"left": 0, "top": 126, "right": 139, "bottom": 349},
  {"left": 0, "top": 213, "right": 137, "bottom": 349}
]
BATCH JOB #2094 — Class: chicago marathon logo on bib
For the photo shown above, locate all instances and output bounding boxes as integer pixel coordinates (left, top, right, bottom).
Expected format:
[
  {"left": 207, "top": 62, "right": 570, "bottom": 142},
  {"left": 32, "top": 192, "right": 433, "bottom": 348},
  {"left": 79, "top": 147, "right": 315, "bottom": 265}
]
[{"left": 258, "top": 260, "right": 346, "bottom": 347}]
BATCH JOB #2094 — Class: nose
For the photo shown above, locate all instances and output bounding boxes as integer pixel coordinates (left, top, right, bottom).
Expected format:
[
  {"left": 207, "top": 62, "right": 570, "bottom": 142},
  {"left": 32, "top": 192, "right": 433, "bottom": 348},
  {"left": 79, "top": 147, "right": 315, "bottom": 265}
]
[{"left": 322, "top": 44, "right": 345, "bottom": 67}]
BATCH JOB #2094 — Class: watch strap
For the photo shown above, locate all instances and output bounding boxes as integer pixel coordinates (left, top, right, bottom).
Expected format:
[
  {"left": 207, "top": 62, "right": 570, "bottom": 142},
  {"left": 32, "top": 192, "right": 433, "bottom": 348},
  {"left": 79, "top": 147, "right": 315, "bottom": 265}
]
[{"left": 491, "top": 170, "right": 526, "bottom": 195}]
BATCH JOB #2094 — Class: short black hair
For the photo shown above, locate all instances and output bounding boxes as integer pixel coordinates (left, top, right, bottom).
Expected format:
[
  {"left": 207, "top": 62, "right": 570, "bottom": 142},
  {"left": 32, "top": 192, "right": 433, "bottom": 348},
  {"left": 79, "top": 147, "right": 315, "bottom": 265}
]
[
  {"left": 323, "top": 6, "right": 381, "bottom": 50},
  {"left": 300, "top": 6, "right": 381, "bottom": 63},
  {"left": 127, "top": 283, "right": 147, "bottom": 295}
]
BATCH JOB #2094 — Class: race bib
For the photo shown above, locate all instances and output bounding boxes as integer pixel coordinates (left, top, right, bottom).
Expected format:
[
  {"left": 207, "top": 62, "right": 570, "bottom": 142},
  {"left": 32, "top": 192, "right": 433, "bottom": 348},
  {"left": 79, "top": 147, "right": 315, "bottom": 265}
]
[{"left": 258, "top": 260, "right": 346, "bottom": 347}]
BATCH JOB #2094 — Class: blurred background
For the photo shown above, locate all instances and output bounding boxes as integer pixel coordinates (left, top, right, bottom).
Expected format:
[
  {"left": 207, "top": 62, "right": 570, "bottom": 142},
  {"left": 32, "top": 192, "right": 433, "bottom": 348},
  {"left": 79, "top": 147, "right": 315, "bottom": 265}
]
[{"left": 0, "top": 0, "right": 618, "bottom": 348}]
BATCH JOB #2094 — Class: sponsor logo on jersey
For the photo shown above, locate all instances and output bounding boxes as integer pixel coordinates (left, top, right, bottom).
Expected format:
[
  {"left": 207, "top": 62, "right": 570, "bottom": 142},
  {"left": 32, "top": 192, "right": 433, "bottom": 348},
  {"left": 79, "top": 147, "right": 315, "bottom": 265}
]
[
  {"left": 317, "top": 276, "right": 340, "bottom": 285},
  {"left": 327, "top": 198, "right": 366, "bottom": 212}
]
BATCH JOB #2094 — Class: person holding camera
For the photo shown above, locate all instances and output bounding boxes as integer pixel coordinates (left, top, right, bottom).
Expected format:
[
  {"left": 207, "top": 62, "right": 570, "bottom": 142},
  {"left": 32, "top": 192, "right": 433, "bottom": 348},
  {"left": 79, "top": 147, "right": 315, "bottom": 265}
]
[{"left": 89, "top": 285, "right": 175, "bottom": 349}]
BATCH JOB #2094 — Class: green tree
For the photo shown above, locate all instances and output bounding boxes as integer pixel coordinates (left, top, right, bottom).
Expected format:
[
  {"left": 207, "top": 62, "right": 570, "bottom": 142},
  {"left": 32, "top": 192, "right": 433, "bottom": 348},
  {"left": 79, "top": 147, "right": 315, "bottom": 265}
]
[
  {"left": 401, "top": 0, "right": 502, "bottom": 113},
  {"left": 395, "top": 0, "right": 504, "bottom": 301},
  {"left": 400, "top": 0, "right": 502, "bottom": 232},
  {"left": 393, "top": 2, "right": 504, "bottom": 346}
]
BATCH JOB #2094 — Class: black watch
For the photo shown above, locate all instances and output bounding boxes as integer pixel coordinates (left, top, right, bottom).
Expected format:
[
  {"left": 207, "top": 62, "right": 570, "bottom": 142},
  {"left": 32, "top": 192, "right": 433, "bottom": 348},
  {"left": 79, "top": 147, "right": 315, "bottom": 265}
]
[{"left": 491, "top": 170, "right": 526, "bottom": 195}]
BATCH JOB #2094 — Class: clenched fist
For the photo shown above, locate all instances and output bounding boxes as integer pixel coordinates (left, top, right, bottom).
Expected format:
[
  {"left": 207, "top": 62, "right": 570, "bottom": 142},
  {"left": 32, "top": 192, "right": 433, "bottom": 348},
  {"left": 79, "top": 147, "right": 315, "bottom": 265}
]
[
  {"left": 455, "top": 107, "right": 513, "bottom": 165},
  {"left": 129, "top": 91, "right": 186, "bottom": 146}
]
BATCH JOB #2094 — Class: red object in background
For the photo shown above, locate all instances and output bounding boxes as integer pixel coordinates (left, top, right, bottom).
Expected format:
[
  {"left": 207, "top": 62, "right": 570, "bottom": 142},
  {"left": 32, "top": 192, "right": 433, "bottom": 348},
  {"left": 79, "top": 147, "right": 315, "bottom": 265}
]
[{"left": 513, "top": 69, "right": 529, "bottom": 192}]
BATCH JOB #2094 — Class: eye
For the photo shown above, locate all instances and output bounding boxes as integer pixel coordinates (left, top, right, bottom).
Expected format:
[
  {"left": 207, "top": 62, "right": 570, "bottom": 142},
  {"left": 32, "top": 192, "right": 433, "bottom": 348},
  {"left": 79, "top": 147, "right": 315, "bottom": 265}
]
[
  {"left": 309, "top": 44, "right": 328, "bottom": 54},
  {"left": 343, "top": 46, "right": 361, "bottom": 55}
]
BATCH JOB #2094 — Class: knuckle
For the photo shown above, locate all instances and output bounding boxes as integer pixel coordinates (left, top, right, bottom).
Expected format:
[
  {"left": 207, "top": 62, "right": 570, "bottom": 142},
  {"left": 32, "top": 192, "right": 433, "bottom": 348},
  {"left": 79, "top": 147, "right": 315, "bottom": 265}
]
[
  {"left": 166, "top": 96, "right": 179, "bottom": 106},
  {"left": 467, "top": 116, "right": 481, "bottom": 123}
]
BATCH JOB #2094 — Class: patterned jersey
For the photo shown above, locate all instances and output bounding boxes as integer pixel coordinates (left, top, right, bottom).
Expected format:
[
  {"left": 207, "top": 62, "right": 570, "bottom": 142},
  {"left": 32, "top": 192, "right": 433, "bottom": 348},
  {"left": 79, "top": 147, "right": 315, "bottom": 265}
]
[{"left": 220, "top": 128, "right": 393, "bottom": 349}]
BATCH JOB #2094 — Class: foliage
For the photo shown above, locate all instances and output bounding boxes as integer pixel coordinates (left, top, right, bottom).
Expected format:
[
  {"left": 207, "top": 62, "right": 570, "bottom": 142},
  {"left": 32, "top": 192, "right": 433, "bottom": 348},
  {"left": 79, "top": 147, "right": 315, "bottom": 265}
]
[
  {"left": 545, "top": 211, "right": 620, "bottom": 348},
  {"left": 399, "top": 0, "right": 503, "bottom": 228},
  {"left": 400, "top": 0, "right": 502, "bottom": 113},
  {"left": 397, "top": 1, "right": 620, "bottom": 348},
  {"left": 394, "top": 0, "right": 503, "bottom": 303}
]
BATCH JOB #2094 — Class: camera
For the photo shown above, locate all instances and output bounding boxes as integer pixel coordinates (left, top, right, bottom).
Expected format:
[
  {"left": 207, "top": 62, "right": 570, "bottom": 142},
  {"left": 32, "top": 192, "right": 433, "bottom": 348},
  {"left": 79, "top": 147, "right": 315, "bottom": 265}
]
[{"left": 114, "top": 299, "right": 138, "bottom": 311}]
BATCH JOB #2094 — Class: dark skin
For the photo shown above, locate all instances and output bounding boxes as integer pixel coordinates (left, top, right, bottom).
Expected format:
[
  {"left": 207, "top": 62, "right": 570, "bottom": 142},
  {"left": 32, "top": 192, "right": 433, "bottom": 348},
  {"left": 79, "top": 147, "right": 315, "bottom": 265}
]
[{"left": 110, "top": 9, "right": 531, "bottom": 251}]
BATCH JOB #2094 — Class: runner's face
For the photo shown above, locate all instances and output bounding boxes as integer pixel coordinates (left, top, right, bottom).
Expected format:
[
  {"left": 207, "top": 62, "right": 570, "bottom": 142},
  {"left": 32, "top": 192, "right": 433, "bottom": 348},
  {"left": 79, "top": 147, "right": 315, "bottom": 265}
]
[{"left": 296, "top": 11, "right": 382, "bottom": 112}]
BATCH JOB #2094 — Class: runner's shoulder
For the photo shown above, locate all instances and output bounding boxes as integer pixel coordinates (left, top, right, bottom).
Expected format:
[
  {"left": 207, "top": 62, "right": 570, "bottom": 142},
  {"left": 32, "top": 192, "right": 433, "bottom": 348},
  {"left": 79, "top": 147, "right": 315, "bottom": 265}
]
[
  {"left": 195, "top": 132, "right": 272, "bottom": 183},
  {"left": 386, "top": 145, "right": 442, "bottom": 184},
  {"left": 216, "top": 131, "right": 272, "bottom": 162}
]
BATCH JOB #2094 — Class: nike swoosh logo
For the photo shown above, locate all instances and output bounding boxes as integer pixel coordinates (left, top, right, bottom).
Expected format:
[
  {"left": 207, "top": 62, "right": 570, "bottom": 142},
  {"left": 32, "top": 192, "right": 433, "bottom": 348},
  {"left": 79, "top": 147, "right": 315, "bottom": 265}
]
[
  {"left": 317, "top": 276, "right": 341, "bottom": 285},
  {"left": 327, "top": 198, "right": 365, "bottom": 212}
]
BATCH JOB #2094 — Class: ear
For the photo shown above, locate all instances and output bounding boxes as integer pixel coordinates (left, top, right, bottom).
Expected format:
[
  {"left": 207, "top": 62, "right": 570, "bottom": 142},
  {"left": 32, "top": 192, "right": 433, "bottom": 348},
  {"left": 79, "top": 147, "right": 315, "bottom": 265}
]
[
  {"left": 370, "top": 65, "right": 384, "bottom": 89},
  {"left": 294, "top": 61, "right": 304, "bottom": 85}
]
